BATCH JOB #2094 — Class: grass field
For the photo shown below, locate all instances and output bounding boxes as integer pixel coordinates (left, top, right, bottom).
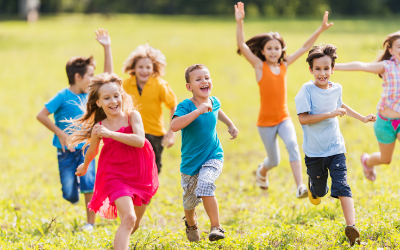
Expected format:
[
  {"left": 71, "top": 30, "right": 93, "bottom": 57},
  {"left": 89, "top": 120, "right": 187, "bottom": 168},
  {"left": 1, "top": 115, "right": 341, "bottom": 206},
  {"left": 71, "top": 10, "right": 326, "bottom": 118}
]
[{"left": 1, "top": 14, "right": 400, "bottom": 249}]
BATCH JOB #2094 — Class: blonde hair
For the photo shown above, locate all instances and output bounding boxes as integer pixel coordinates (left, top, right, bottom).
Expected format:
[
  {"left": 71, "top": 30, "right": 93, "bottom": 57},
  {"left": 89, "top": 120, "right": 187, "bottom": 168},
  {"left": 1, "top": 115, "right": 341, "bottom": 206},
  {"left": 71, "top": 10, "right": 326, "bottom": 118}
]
[
  {"left": 122, "top": 44, "right": 167, "bottom": 77},
  {"left": 66, "top": 73, "right": 135, "bottom": 151}
]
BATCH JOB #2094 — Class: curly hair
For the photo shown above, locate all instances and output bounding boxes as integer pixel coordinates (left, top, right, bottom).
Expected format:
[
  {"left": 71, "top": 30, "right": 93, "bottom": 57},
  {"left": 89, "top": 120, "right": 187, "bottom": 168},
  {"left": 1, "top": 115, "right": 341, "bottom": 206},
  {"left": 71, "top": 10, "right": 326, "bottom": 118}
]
[
  {"left": 66, "top": 56, "right": 96, "bottom": 85},
  {"left": 237, "top": 32, "right": 287, "bottom": 63},
  {"left": 306, "top": 44, "right": 338, "bottom": 69},
  {"left": 122, "top": 44, "right": 167, "bottom": 77},
  {"left": 66, "top": 73, "right": 135, "bottom": 151}
]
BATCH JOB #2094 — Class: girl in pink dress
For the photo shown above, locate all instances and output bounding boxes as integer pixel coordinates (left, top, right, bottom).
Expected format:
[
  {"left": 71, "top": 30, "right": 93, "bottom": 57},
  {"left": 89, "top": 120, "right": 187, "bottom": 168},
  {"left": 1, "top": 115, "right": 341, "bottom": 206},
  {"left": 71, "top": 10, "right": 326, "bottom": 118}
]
[{"left": 67, "top": 72, "right": 158, "bottom": 250}]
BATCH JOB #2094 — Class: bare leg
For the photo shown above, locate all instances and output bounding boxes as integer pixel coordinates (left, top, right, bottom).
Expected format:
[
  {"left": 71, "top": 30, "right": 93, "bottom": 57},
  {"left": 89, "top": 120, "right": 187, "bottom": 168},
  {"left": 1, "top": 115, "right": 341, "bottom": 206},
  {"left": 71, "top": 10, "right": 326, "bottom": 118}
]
[
  {"left": 365, "top": 141, "right": 396, "bottom": 168},
  {"left": 184, "top": 208, "right": 196, "bottom": 226},
  {"left": 339, "top": 197, "right": 355, "bottom": 226},
  {"left": 259, "top": 166, "right": 269, "bottom": 177},
  {"left": 84, "top": 193, "right": 95, "bottom": 224},
  {"left": 131, "top": 204, "right": 147, "bottom": 234},
  {"left": 114, "top": 196, "right": 136, "bottom": 250},
  {"left": 202, "top": 196, "right": 220, "bottom": 228},
  {"left": 290, "top": 161, "right": 304, "bottom": 188}
]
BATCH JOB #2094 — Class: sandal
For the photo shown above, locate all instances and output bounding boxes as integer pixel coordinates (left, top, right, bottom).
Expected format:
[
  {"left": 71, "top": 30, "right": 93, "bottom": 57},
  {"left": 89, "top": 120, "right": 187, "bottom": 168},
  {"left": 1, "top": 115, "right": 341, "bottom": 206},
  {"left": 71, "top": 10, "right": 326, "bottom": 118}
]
[
  {"left": 360, "top": 153, "right": 376, "bottom": 181},
  {"left": 296, "top": 184, "right": 308, "bottom": 198},
  {"left": 345, "top": 225, "right": 360, "bottom": 247},
  {"left": 256, "top": 163, "right": 269, "bottom": 190}
]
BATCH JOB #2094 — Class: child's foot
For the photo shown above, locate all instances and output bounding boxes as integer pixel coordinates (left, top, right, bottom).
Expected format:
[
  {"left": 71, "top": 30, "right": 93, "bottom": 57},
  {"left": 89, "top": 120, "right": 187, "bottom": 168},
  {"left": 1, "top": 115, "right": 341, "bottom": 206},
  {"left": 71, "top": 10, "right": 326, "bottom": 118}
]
[
  {"left": 256, "top": 164, "right": 269, "bottom": 190},
  {"left": 209, "top": 226, "right": 226, "bottom": 241},
  {"left": 183, "top": 217, "right": 200, "bottom": 242},
  {"left": 80, "top": 223, "right": 94, "bottom": 232},
  {"left": 360, "top": 153, "right": 376, "bottom": 181},
  {"left": 296, "top": 184, "right": 308, "bottom": 198},
  {"left": 308, "top": 178, "right": 321, "bottom": 205},
  {"left": 345, "top": 225, "right": 360, "bottom": 247}
]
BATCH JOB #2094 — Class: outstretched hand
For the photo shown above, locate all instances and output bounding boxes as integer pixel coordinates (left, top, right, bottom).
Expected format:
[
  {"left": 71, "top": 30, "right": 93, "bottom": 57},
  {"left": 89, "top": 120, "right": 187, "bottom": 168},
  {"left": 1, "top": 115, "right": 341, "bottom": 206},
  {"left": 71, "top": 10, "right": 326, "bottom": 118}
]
[
  {"left": 95, "top": 28, "right": 111, "bottom": 47},
  {"left": 320, "top": 11, "right": 333, "bottom": 31},
  {"left": 234, "top": 2, "right": 245, "bottom": 22}
]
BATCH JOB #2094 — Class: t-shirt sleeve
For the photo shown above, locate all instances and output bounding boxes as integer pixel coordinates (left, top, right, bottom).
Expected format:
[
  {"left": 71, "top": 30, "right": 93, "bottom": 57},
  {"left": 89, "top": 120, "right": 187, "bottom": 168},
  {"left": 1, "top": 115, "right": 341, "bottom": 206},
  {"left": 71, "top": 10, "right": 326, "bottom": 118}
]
[
  {"left": 295, "top": 86, "right": 311, "bottom": 115},
  {"left": 45, "top": 91, "right": 64, "bottom": 114},
  {"left": 211, "top": 96, "right": 221, "bottom": 111},
  {"left": 337, "top": 87, "right": 343, "bottom": 108},
  {"left": 160, "top": 81, "right": 177, "bottom": 109},
  {"left": 174, "top": 100, "right": 189, "bottom": 118}
]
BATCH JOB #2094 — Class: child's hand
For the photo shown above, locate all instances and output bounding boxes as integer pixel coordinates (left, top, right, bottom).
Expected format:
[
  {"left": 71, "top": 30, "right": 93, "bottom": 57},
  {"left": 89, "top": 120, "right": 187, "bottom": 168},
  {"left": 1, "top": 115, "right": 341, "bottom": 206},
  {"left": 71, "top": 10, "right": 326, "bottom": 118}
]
[
  {"left": 363, "top": 114, "right": 377, "bottom": 123},
  {"left": 329, "top": 108, "right": 347, "bottom": 118},
  {"left": 57, "top": 132, "right": 75, "bottom": 153},
  {"left": 234, "top": 2, "right": 245, "bottom": 22},
  {"left": 162, "top": 130, "right": 175, "bottom": 148},
  {"left": 93, "top": 124, "right": 112, "bottom": 138},
  {"left": 228, "top": 125, "right": 239, "bottom": 140},
  {"left": 95, "top": 28, "right": 111, "bottom": 47},
  {"left": 320, "top": 11, "right": 333, "bottom": 31},
  {"left": 75, "top": 163, "right": 87, "bottom": 177},
  {"left": 197, "top": 103, "right": 213, "bottom": 114}
]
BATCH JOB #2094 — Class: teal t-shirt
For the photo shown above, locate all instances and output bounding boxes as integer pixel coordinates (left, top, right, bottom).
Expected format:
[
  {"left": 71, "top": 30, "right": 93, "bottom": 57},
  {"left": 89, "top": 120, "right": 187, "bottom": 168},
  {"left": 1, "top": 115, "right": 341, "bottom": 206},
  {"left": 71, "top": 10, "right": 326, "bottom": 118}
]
[{"left": 174, "top": 96, "right": 224, "bottom": 176}]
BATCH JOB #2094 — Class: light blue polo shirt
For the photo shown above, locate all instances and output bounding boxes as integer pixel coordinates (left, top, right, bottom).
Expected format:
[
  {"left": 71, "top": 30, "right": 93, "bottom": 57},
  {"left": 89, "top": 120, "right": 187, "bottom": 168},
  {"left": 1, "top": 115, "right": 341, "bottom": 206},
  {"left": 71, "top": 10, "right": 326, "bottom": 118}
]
[
  {"left": 174, "top": 96, "right": 224, "bottom": 176},
  {"left": 295, "top": 81, "right": 346, "bottom": 157},
  {"left": 45, "top": 88, "right": 87, "bottom": 150}
]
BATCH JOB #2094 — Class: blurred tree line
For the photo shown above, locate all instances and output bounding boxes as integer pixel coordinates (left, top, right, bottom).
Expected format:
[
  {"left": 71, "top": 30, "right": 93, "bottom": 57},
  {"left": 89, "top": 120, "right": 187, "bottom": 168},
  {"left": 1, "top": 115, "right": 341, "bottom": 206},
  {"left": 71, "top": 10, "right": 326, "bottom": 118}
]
[{"left": 1, "top": 0, "right": 399, "bottom": 17}]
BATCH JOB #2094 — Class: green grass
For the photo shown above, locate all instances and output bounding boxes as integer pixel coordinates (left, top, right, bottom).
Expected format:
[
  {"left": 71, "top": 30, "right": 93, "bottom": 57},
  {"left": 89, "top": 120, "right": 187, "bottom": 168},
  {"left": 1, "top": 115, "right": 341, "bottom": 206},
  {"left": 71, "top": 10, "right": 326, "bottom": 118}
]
[{"left": 1, "top": 14, "right": 400, "bottom": 249}]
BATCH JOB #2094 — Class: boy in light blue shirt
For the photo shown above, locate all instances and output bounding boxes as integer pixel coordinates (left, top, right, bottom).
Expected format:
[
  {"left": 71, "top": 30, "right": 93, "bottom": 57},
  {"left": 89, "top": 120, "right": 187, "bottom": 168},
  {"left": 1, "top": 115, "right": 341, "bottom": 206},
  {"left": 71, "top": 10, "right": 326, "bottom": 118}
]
[
  {"left": 171, "top": 64, "right": 238, "bottom": 242},
  {"left": 295, "top": 44, "right": 376, "bottom": 246}
]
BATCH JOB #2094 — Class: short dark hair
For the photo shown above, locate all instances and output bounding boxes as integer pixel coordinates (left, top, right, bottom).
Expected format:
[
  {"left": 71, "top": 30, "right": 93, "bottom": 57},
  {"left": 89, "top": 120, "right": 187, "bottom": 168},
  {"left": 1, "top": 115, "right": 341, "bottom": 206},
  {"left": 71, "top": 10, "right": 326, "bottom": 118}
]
[
  {"left": 306, "top": 44, "right": 338, "bottom": 69},
  {"left": 66, "top": 56, "right": 96, "bottom": 85},
  {"left": 184, "top": 64, "right": 208, "bottom": 83}
]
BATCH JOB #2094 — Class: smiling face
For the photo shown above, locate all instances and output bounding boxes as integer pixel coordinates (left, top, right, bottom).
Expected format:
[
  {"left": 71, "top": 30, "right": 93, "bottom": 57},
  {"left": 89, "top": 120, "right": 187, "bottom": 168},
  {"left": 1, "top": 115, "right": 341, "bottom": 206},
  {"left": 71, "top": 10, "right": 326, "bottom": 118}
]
[
  {"left": 75, "top": 65, "right": 95, "bottom": 94},
  {"left": 96, "top": 82, "right": 123, "bottom": 116},
  {"left": 309, "top": 55, "right": 334, "bottom": 89},
  {"left": 389, "top": 38, "right": 400, "bottom": 61},
  {"left": 262, "top": 39, "right": 283, "bottom": 64},
  {"left": 133, "top": 57, "right": 153, "bottom": 85},
  {"left": 186, "top": 68, "right": 212, "bottom": 98}
]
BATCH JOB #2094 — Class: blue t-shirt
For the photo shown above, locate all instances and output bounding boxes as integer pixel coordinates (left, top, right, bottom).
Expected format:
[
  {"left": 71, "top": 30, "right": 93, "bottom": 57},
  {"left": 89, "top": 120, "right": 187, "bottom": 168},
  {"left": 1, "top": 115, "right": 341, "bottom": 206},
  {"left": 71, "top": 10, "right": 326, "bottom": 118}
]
[
  {"left": 174, "top": 96, "right": 224, "bottom": 176},
  {"left": 45, "top": 88, "right": 87, "bottom": 149},
  {"left": 294, "top": 81, "right": 346, "bottom": 157}
]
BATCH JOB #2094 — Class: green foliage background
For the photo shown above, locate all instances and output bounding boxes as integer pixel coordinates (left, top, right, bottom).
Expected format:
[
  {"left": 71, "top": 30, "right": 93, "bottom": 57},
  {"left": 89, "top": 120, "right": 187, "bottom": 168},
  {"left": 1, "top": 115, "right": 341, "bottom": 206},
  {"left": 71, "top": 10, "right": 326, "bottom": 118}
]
[{"left": 1, "top": 14, "right": 400, "bottom": 249}]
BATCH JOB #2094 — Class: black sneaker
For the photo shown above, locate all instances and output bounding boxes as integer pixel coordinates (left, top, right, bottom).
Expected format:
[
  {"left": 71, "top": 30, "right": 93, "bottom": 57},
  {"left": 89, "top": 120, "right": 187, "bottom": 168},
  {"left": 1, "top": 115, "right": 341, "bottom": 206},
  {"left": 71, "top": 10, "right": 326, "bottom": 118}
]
[{"left": 308, "top": 177, "right": 321, "bottom": 205}]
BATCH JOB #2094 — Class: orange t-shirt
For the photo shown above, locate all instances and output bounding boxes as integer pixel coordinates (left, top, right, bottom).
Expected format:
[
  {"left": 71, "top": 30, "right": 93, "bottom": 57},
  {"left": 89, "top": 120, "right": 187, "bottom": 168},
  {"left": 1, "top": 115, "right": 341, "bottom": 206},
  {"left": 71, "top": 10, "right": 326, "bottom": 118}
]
[{"left": 257, "top": 62, "right": 291, "bottom": 127}]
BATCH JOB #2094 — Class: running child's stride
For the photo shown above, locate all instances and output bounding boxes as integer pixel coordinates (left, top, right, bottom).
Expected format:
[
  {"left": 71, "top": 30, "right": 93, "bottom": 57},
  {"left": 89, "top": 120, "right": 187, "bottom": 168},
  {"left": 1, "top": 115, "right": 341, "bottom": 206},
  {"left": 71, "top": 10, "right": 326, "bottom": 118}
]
[
  {"left": 67, "top": 73, "right": 158, "bottom": 250},
  {"left": 295, "top": 44, "right": 376, "bottom": 246},
  {"left": 171, "top": 64, "right": 239, "bottom": 242},
  {"left": 235, "top": 2, "right": 333, "bottom": 198}
]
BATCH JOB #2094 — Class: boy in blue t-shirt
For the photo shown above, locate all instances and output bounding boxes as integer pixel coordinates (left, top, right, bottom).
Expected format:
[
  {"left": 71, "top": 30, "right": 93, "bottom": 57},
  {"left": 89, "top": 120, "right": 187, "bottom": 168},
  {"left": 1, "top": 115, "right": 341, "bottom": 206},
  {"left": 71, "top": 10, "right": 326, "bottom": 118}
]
[
  {"left": 171, "top": 64, "right": 239, "bottom": 242},
  {"left": 36, "top": 29, "right": 112, "bottom": 231},
  {"left": 295, "top": 44, "right": 376, "bottom": 246}
]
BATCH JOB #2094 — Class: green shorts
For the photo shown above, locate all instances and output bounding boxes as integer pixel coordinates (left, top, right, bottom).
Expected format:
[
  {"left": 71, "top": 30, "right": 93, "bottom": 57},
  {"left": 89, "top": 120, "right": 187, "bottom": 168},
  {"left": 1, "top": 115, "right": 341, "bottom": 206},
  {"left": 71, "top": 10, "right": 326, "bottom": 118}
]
[{"left": 374, "top": 113, "right": 400, "bottom": 144}]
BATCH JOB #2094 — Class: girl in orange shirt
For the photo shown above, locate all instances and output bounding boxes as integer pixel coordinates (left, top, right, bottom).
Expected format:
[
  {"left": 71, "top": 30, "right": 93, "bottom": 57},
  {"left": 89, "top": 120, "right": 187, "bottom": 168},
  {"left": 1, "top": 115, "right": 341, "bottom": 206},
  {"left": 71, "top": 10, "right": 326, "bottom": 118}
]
[{"left": 235, "top": 2, "right": 333, "bottom": 198}]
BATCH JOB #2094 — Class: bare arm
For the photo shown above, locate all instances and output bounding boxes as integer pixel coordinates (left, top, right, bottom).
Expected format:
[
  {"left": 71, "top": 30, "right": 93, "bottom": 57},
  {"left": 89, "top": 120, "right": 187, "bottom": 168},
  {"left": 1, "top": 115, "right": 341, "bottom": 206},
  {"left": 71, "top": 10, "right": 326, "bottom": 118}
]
[
  {"left": 171, "top": 103, "right": 212, "bottom": 132},
  {"left": 95, "top": 28, "right": 113, "bottom": 73},
  {"left": 341, "top": 103, "right": 376, "bottom": 123},
  {"left": 285, "top": 11, "right": 333, "bottom": 66},
  {"left": 218, "top": 109, "right": 239, "bottom": 139},
  {"left": 334, "top": 61, "right": 385, "bottom": 75},
  {"left": 162, "top": 106, "right": 177, "bottom": 148},
  {"left": 36, "top": 107, "right": 73, "bottom": 152},
  {"left": 75, "top": 132, "right": 101, "bottom": 176},
  {"left": 235, "top": 2, "right": 263, "bottom": 70},
  {"left": 298, "top": 108, "right": 347, "bottom": 125}
]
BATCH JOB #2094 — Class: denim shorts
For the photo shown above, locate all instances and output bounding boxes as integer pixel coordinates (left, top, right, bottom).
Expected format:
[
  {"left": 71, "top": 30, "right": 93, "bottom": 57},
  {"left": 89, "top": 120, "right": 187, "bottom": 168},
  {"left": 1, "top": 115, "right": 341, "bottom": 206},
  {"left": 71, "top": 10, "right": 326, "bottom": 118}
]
[
  {"left": 305, "top": 153, "right": 352, "bottom": 199},
  {"left": 374, "top": 113, "right": 400, "bottom": 144},
  {"left": 57, "top": 148, "right": 96, "bottom": 203}
]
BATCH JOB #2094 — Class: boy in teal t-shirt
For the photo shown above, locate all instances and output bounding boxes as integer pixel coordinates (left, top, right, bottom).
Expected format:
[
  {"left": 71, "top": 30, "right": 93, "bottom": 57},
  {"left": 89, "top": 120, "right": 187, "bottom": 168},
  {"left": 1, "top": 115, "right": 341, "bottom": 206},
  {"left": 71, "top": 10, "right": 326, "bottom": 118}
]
[{"left": 171, "top": 64, "right": 239, "bottom": 242}]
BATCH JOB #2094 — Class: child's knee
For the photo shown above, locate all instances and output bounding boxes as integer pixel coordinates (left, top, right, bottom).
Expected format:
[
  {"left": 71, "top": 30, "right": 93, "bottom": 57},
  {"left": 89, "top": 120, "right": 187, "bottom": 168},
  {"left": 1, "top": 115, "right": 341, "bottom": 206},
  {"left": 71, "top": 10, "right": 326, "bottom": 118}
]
[
  {"left": 263, "top": 157, "right": 280, "bottom": 169},
  {"left": 122, "top": 213, "right": 137, "bottom": 229}
]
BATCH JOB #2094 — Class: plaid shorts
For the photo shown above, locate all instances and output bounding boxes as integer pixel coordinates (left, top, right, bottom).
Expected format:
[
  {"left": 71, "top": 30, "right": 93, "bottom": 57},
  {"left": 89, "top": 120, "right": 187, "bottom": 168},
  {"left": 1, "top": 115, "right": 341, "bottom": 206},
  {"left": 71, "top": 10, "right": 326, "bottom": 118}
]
[{"left": 181, "top": 159, "right": 223, "bottom": 210}]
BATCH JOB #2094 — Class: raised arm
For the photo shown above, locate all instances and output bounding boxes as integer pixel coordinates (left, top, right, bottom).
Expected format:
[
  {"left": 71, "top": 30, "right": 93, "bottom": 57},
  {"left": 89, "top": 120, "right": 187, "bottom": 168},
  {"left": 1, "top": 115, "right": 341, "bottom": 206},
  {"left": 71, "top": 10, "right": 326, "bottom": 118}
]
[
  {"left": 218, "top": 109, "right": 239, "bottom": 139},
  {"left": 334, "top": 61, "right": 385, "bottom": 75},
  {"left": 341, "top": 103, "right": 376, "bottom": 123},
  {"left": 235, "top": 2, "right": 263, "bottom": 70},
  {"left": 95, "top": 28, "right": 113, "bottom": 73},
  {"left": 171, "top": 103, "right": 212, "bottom": 132},
  {"left": 285, "top": 11, "right": 333, "bottom": 66}
]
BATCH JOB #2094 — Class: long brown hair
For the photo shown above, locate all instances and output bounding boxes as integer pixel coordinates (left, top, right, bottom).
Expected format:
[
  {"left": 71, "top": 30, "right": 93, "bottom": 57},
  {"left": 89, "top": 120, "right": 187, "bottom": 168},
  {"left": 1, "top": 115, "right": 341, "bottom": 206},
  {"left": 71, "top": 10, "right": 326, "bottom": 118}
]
[
  {"left": 237, "top": 32, "right": 287, "bottom": 63},
  {"left": 66, "top": 73, "right": 135, "bottom": 151},
  {"left": 375, "top": 31, "right": 400, "bottom": 78}
]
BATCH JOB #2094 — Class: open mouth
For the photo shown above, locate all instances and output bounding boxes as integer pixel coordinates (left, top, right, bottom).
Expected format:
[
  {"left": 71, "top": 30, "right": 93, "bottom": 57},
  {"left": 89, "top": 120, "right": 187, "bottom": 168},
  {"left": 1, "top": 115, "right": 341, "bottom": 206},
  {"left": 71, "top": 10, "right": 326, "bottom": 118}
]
[
  {"left": 200, "top": 86, "right": 209, "bottom": 93},
  {"left": 109, "top": 105, "right": 119, "bottom": 111},
  {"left": 318, "top": 76, "right": 327, "bottom": 81}
]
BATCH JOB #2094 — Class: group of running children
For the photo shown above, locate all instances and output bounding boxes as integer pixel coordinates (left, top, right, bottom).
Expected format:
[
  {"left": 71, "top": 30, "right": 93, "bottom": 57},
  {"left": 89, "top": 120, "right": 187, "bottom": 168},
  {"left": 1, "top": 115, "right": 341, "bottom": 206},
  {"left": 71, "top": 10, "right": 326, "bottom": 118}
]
[{"left": 35, "top": 2, "right": 400, "bottom": 249}]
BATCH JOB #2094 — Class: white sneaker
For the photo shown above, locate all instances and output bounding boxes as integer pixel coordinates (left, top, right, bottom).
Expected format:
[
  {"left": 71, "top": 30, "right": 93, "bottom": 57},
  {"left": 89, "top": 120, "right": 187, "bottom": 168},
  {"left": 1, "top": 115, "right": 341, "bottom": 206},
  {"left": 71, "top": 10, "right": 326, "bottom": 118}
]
[{"left": 80, "top": 223, "right": 94, "bottom": 232}]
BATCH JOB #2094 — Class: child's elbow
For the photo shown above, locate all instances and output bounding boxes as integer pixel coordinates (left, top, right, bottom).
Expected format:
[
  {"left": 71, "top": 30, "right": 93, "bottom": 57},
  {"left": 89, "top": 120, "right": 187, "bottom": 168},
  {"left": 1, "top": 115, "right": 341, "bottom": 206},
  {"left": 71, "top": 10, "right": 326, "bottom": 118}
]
[
  {"left": 170, "top": 122, "right": 180, "bottom": 132},
  {"left": 138, "top": 138, "right": 145, "bottom": 148},
  {"left": 298, "top": 117, "right": 308, "bottom": 125}
]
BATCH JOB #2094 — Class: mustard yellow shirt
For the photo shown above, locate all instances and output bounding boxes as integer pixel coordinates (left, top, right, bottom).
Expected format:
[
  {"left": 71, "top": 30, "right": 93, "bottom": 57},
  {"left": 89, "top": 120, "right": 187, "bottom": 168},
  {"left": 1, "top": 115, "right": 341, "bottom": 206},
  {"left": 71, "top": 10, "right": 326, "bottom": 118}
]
[{"left": 123, "top": 75, "right": 177, "bottom": 136}]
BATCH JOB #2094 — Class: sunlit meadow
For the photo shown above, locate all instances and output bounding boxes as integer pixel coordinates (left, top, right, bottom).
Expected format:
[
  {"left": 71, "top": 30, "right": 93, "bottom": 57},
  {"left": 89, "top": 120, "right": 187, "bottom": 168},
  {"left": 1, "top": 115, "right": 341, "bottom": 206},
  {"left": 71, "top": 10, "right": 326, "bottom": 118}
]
[{"left": 1, "top": 14, "right": 400, "bottom": 249}]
